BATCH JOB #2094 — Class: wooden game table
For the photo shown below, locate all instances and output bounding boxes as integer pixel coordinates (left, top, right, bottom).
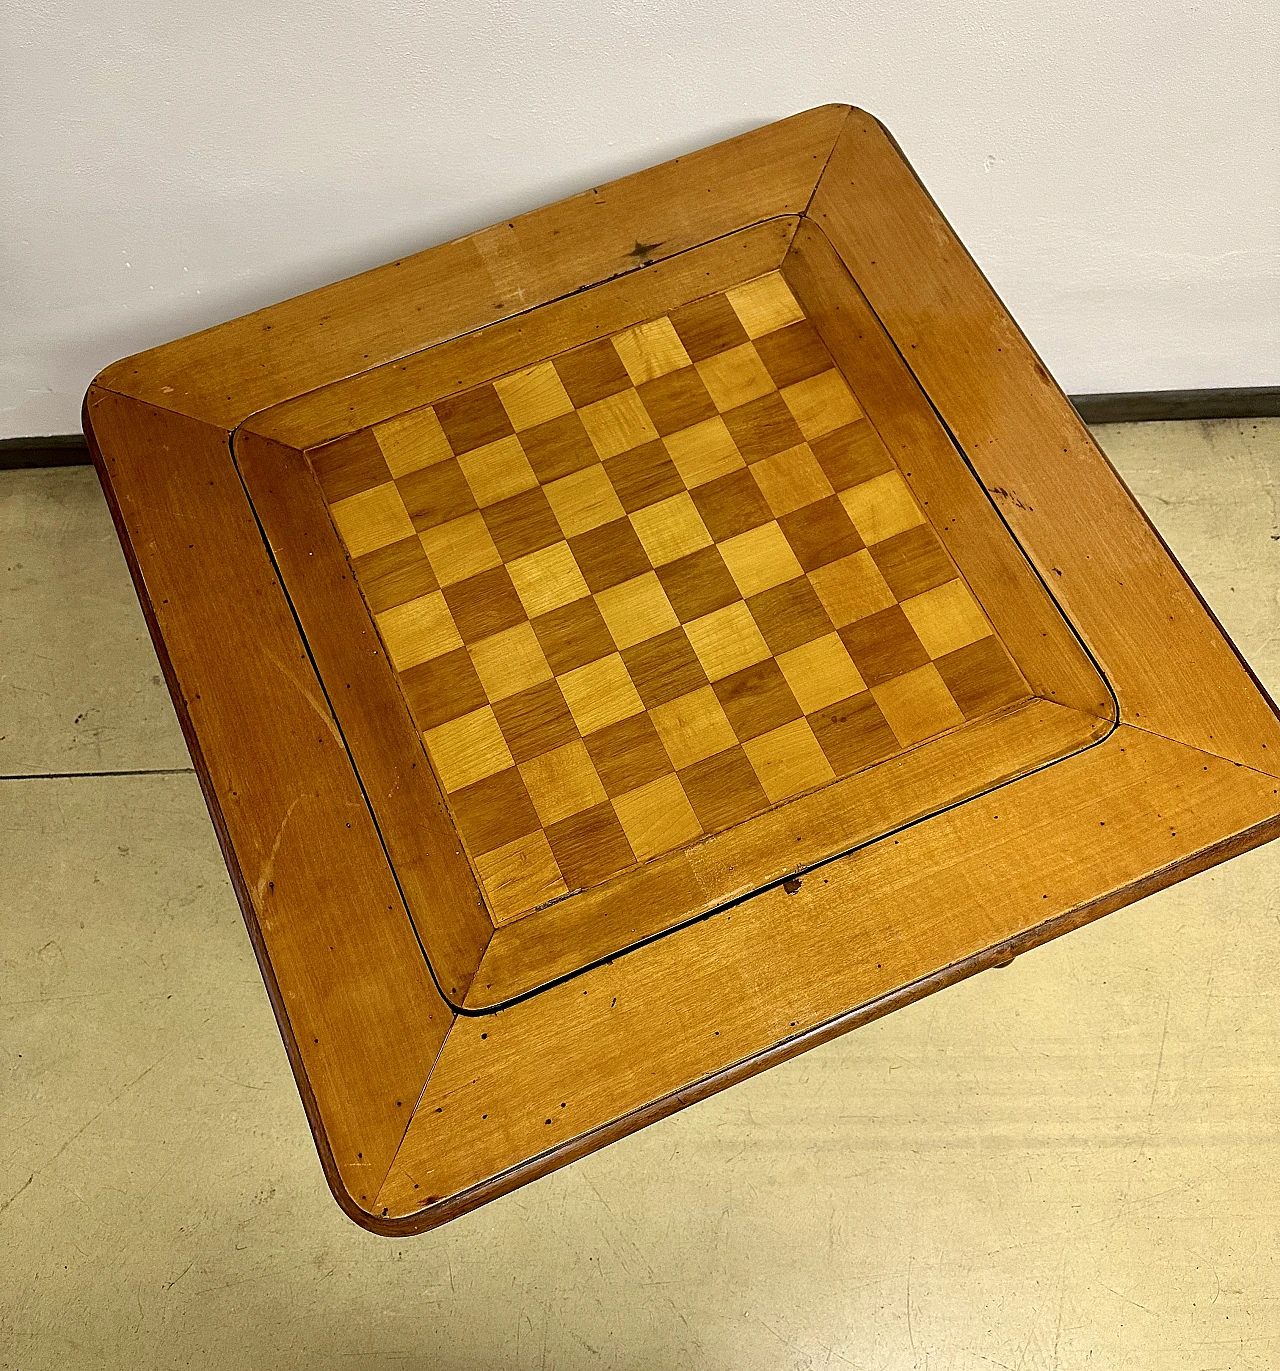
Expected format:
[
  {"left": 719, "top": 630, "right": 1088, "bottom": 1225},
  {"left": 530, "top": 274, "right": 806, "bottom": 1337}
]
[{"left": 84, "top": 106, "right": 1280, "bottom": 1233}]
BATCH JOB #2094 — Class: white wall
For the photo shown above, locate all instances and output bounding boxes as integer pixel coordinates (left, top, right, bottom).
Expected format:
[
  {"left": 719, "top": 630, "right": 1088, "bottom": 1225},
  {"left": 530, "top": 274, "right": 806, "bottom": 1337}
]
[{"left": 3, "top": 0, "right": 1277, "bottom": 438}]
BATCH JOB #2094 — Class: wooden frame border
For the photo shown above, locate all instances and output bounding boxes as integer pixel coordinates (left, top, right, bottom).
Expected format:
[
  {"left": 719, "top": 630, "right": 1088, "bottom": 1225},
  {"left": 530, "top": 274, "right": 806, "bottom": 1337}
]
[{"left": 85, "top": 106, "right": 1280, "bottom": 1233}]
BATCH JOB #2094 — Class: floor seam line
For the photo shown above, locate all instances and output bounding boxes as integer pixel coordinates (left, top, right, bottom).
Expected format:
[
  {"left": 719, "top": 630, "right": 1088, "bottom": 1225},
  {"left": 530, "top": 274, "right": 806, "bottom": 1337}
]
[{"left": 0, "top": 767, "right": 196, "bottom": 780}]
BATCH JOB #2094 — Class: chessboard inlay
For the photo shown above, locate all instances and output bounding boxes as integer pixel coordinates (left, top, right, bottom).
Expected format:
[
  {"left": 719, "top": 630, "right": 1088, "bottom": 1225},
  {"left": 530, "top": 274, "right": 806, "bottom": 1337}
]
[{"left": 312, "top": 272, "right": 1026, "bottom": 922}]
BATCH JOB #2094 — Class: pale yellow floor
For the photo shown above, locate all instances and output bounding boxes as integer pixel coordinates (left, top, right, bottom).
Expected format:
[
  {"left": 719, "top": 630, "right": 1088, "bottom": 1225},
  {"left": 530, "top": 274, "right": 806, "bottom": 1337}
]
[{"left": 2, "top": 420, "right": 1278, "bottom": 1370}]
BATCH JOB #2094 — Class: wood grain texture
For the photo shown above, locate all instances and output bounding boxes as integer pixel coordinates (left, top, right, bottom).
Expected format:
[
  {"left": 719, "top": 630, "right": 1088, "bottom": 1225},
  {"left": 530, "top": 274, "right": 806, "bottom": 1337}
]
[
  {"left": 780, "top": 218, "right": 1111, "bottom": 721},
  {"left": 808, "top": 111, "right": 1280, "bottom": 775},
  {"left": 83, "top": 106, "right": 1280, "bottom": 1236},
  {"left": 378, "top": 726, "right": 1280, "bottom": 1231},
  {"left": 244, "top": 219, "right": 799, "bottom": 452},
  {"left": 84, "top": 388, "right": 450, "bottom": 1223},
  {"left": 239, "top": 266, "right": 1108, "bottom": 1006},
  {"left": 234, "top": 428, "right": 491, "bottom": 1000},
  {"left": 97, "top": 108, "right": 850, "bottom": 429},
  {"left": 469, "top": 696, "right": 1106, "bottom": 1007}
]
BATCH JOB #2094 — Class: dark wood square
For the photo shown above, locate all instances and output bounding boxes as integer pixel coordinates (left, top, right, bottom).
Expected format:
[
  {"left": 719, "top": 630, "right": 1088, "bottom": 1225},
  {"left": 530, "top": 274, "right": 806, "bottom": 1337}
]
[
  {"left": 569, "top": 517, "right": 652, "bottom": 592},
  {"left": 518, "top": 412, "right": 600, "bottom": 483},
  {"left": 807, "top": 692, "right": 900, "bottom": 776},
  {"left": 810, "top": 420, "right": 894, "bottom": 491},
  {"left": 491, "top": 680, "right": 580, "bottom": 764},
  {"left": 753, "top": 321, "right": 832, "bottom": 389},
  {"left": 637, "top": 367, "right": 718, "bottom": 436},
  {"left": 778, "top": 494, "right": 865, "bottom": 572},
  {"left": 398, "top": 647, "right": 487, "bottom": 733},
  {"left": 482, "top": 486, "right": 564, "bottom": 561},
  {"left": 839, "top": 606, "right": 931, "bottom": 687},
  {"left": 721, "top": 392, "right": 806, "bottom": 463},
  {"left": 546, "top": 803, "right": 635, "bottom": 889},
  {"left": 690, "top": 468, "right": 772, "bottom": 542},
  {"left": 935, "top": 637, "right": 1027, "bottom": 719},
  {"left": 656, "top": 546, "right": 742, "bottom": 623},
  {"left": 747, "top": 577, "right": 834, "bottom": 654},
  {"left": 869, "top": 524, "right": 957, "bottom": 602},
  {"left": 679, "top": 746, "right": 771, "bottom": 833},
  {"left": 621, "top": 627, "right": 710, "bottom": 709},
  {"left": 553, "top": 339, "right": 632, "bottom": 408},
  {"left": 396, "top": 459, "right": 476, "bottom": 532},
  {"left": 603, "top": 440, "right": 685, "bottom": 513},
  {"left": 432, "top": 383, "right": 514, "bottom": 455},
  {"left": 448, "top": 766, "right": 541, "bottom": 856},
  {"left": 668, "top": 293, "right": 749, "bottom": 361},
  {"left": 311, "top": 431, "right": 392, "bottom": 503},
  {"left": 714, "top": 659, "right": 803, "bottom": 742},
  {"left": 442, "top": 566, "right": 526, "bottom": 643},
  {"left": 351, "top": 536, "right": 438, "bottom": 615},
  {"left": 584, "top": 713, "right": 676, "bottom": 798},
  {"left": 531, "top": 597, "right": 617, "bottom": 676}
]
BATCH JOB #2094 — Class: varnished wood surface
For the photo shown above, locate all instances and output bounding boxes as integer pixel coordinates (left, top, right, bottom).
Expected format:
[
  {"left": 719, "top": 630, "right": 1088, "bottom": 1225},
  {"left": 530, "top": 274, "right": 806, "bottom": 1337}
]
[
  {"left": 781, "top": 219, "right": 1111, "bottom": 721},
  {"left": 239, "top": 228, "right": 1110, "bottom": 1004},
  {"left": 251, "top": 267, "right": 1087, "bottom": 1002},
  {"left": 377, "top": 725, "right": 1280, "bottom": 1229},
  {"left": 84, "top": 105, "right": 1280, "bottom": 1232},
  {"left": 84, "top": 390, "right": 449, "bottom": 1220},
  {"left": 97, "top": 108, "right": 849, "bottom": 429},
  {"left": 809, "top": 111, "right": 1280, "bottom": 775}
]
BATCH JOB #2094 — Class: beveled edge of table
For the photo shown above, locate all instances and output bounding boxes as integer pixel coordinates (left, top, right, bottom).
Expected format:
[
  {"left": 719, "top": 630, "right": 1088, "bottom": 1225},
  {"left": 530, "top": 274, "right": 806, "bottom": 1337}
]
[{"left": 84, "top": 104, "right": 1280, "bottom": 1233}]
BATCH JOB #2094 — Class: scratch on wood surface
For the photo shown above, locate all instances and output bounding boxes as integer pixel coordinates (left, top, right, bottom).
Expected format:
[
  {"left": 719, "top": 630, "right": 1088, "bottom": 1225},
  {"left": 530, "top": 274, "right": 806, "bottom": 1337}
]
[
  {"left": 262, "top": 647, "right": 343, "bottom": 748},
  {"left": 253, "top": 795, "right": 301, "bottom": 906},
  {"left": 472, "top": 223, "right": 528, "bottom": 309}
]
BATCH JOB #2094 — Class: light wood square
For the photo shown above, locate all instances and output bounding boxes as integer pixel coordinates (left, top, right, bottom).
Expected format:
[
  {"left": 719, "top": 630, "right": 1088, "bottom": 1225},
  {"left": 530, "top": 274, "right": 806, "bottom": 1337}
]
[
  {"left": 808, "top": 549, "right": 896, "bottom": 627},
  {"left": 742, "top": 717, "right": 834, "bottom": 803},
  {"left": 558, "top": 653, "right": 644, "bottom": 735},
  {"left": 374, "top": 590, "right": 462, "bottom": 671},
  {"left": 780, "top": 369, "right": 863, "bottom": 441},
  {"left": 684, "top": 601, "right": 771, "bottom": 682},
  {"left": 456, "top": 434, "right": 538, "bottom": 508},
  {"left": 838, "top": 471, "right": 927, "bottom": 545},
  {"left": 662, "top": 416, "right": 745, "bottom": 488},
  {"left": 725, "top": 272, "right": 805, "bottom": 339},
  {"left": 649, "top": 686, "right": 737, "bottom": 770},
  {"left": 612, "top": 317, "right": 692, "bottom": 385},
  {"left": 519, "top": 739, "right": 608, "bottom": 827},
  {"left": 330, "top": 482, "right": 415, "bottom": 558},
  {"left": 544, "top": 464, "right": 627, "bottom": 537},
  {"left": 578, "top": 389, "right": 659, "bottom": 460},
  {"left": 473, "top": 829, "right": 567, "bottom": 924},
  {"left": 630, "top": 492, "right": 712, "bottom": 567},
  {"left": 468, "top": 621, "right": 553, "bottom": 702},
  {"left": 423, "top": 705, "right": 513, "bottom": 792},
  {"left": 777, "top": 633, "right": 866, "bottom": 713},
  {"left": 749, "top": 443, "right": 834, "bottom": 517},
  {"left": 595, "top": 572, "right": 679, "bottom": 651},
  {"left": 508, "top": 541, "right": 590, "bottom": 618},
  {"left": 900, "top": 579, "right": 991, "bottom": 659},
  {"left": 419, "top": 511, "right": 502, "bottom": 586},
  {"left": 718, "top": 521, "right": 803, "bottom": 598},
  {"left": 494, "top": 362, "right": 574, "bottom": 431},
  {"left": 373, "top": 407, "right": 454, "bottom": 477},
  {"left": 695, "top": 342, "right": 775, "bottom": 411},
  {"left": 871, "top": 663, "right": 966, "bottom": 747},
  {"left": 612, "top": 773, "right": 703, "bottom": 862}
]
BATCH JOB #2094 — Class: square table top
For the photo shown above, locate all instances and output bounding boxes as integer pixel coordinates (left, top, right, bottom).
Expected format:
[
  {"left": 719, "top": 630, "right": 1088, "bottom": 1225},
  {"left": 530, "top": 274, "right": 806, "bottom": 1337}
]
[{"left": 85, "top": 105, "right": 1280, "bottom": 1233}]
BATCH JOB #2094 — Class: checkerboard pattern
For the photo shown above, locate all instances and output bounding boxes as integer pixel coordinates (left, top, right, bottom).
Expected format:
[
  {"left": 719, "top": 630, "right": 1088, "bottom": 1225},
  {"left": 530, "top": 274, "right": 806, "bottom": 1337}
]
[{"left": 310, "top": 273, "right": 1028, "bottom": 920}]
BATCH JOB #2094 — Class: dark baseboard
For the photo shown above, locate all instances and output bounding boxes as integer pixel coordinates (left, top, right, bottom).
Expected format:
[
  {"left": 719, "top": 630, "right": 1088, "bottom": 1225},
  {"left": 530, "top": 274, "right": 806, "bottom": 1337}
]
[
  {"left": 1070, "top": 386, "right": 1280, "bottom": 425},
  {"left": 2, "top": 387, "right": 1277, "bottom": 471},
  {"left": 1, "top": 434, "right": 93, "bottom": 470}
]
